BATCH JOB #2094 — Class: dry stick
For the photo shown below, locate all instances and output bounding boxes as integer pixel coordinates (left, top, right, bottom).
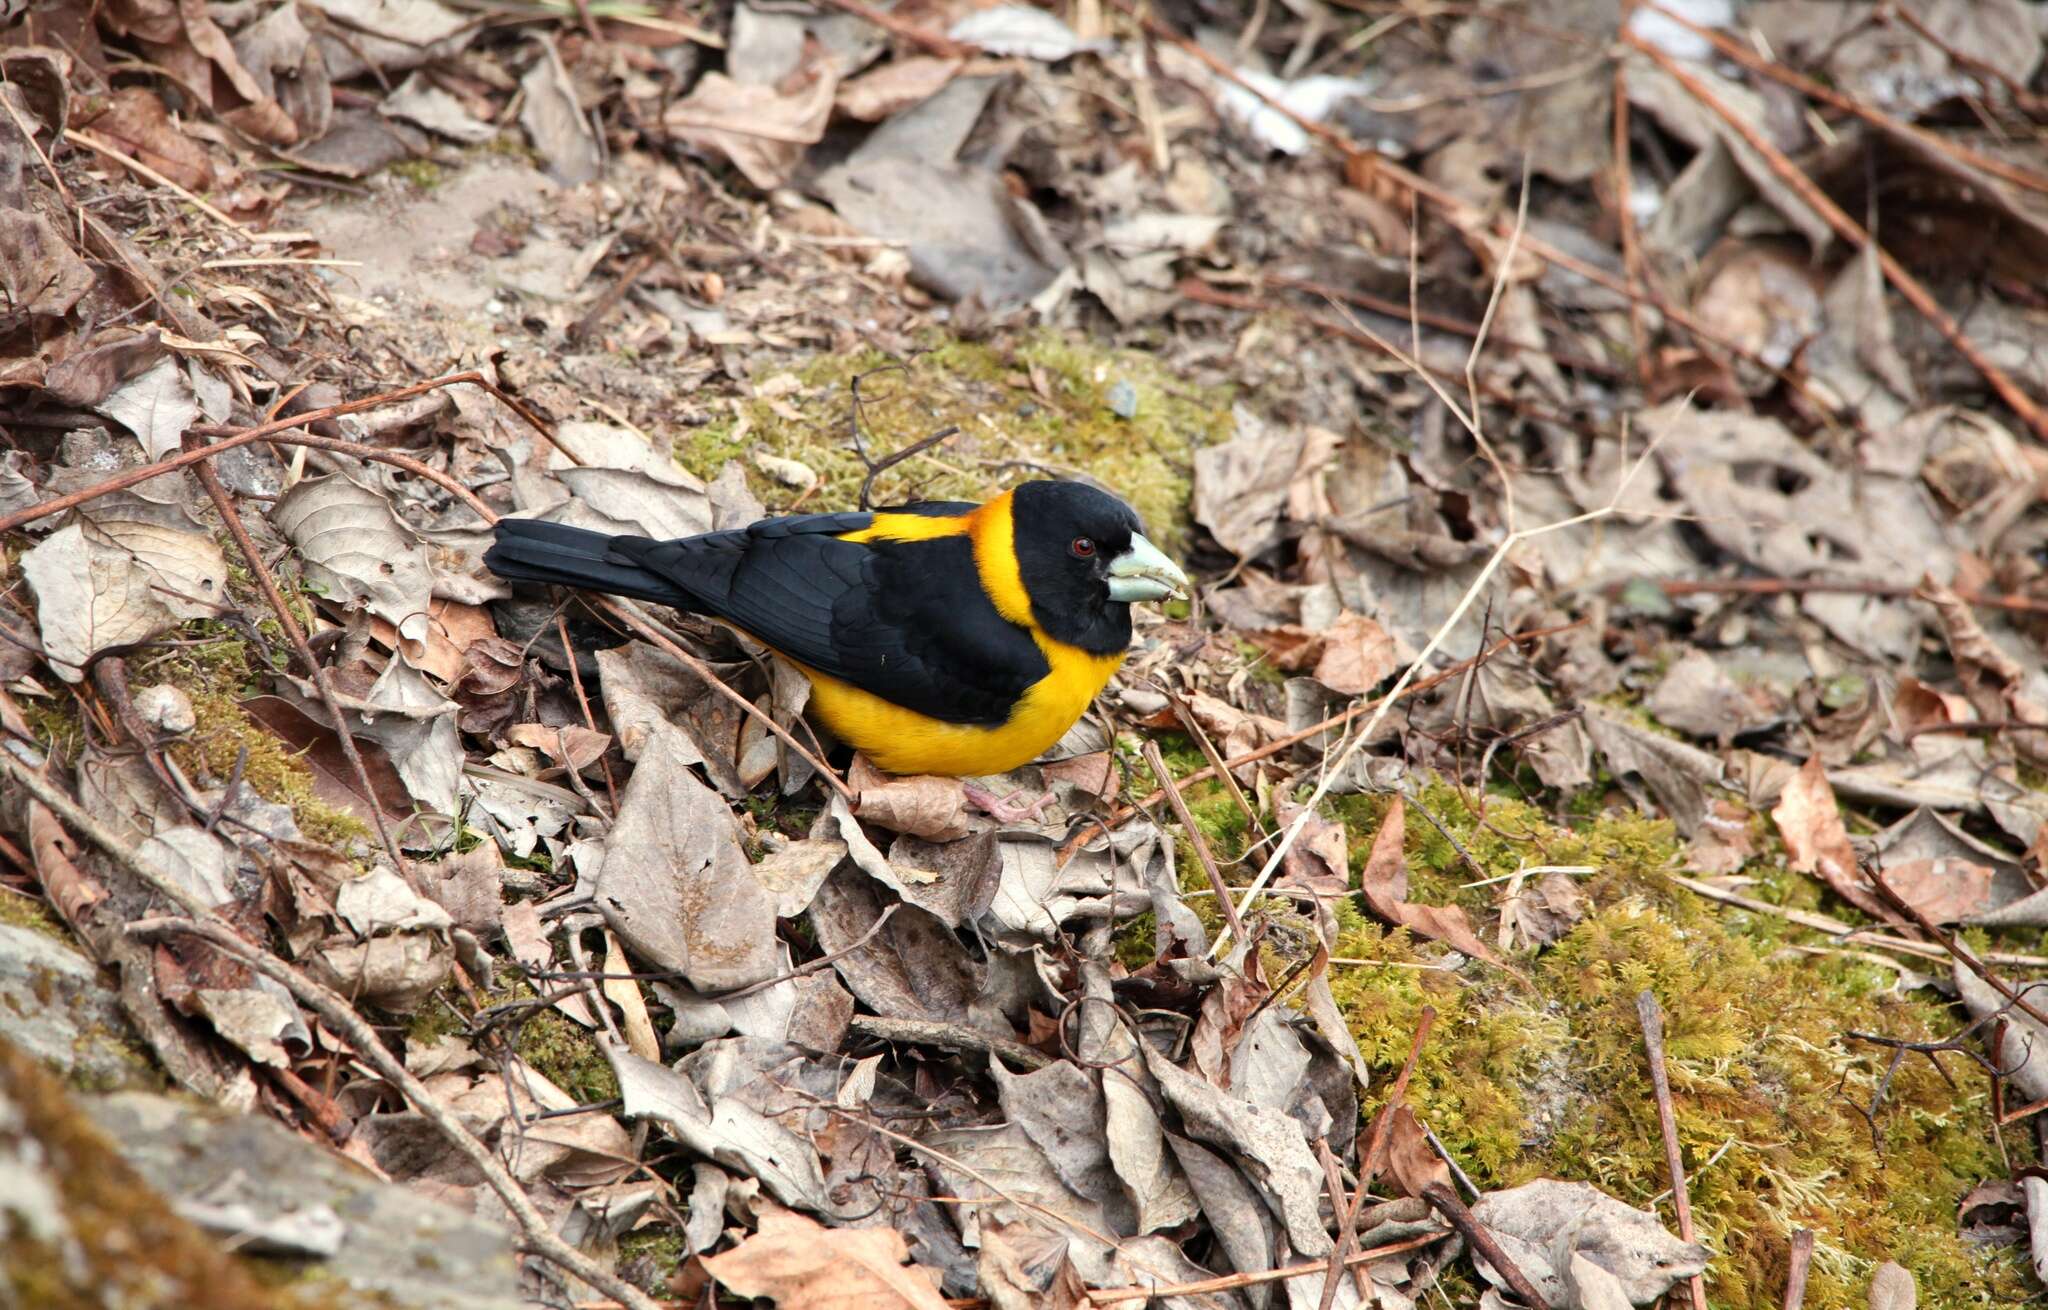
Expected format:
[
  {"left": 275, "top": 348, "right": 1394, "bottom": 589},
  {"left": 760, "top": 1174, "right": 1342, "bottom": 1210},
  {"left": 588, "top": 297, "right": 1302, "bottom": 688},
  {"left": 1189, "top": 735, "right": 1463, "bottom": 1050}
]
[
  {"left": 1622, "top": 32, "right": 2048, "bottom": 442},
  {"left": 1420, "top": 1181, "right": 1552, "bottom": 1310},
  {"left": 1320, "top": 1005, "right": 1438, "bottom": 1310},
  {"left": 1869, "top": 868, "right": 2048, "bottom": 1029},
  {"left": 127, "top": 915, "right": 660, "bottom": 1310},
  {"left": 811, "top": 0, "right": 973, "bottom": 57},
  {"left": 1667, "top": 873, "right": 2048, "bottom": 970},
  {"left": 1644, "top": 0, "right": 2048, "bottom": 197},
  {"left": 0, "top": 371, "right": 568, "bottom": 538},
  {"left": 1142, "top": 739, "right": 1245, "bottom": 943},
  {"left": 184, "top": 438, "right": 407, "bottom": 877},
  {"left": 1889, "top": 6, "right": 2048, "bottom": 116},
  {"left": 1636, "top": 991, "right": 1709, "bottom": 1310},
  {"left": 1086, "top": 1230, "right": 1446, "bottom": 1305},
  {"left": 1169, "top": 691, "right": 1263, "bottom": 839},
  {"left": 848, "top": 1014, "right": 1052, "bottom": 1072},
  {"left": 1652, "top": 574, "right": 2048, "bottom": 617},
  {"left": 1782, "top": 1229, "right": 1816, "bottom": 1310}
]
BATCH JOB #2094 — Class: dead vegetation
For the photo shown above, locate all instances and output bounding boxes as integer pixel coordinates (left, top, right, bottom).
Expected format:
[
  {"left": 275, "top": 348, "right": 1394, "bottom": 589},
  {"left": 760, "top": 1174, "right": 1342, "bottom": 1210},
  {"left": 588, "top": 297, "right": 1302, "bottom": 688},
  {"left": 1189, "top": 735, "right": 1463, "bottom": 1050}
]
[{"left": 5, "top": 1, "right": 2048, "bottom": 1309}]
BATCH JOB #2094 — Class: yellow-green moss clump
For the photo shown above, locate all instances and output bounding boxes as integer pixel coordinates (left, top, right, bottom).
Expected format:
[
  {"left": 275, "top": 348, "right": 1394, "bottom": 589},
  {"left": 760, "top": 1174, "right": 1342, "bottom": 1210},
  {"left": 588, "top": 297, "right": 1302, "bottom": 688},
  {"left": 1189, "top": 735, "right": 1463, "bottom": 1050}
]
[
  {"left": 133, "top": 625, "right": 370, "bottom": 850},
  {"left": 1321, "top": 794, "right": 2031, "bottom": 1309},
  {"left": 676, "top": 332, "right": 1233, "bottom": 548},
  {"left": 1121, "top": 758, "right": 2033, "bottom": 1310}
]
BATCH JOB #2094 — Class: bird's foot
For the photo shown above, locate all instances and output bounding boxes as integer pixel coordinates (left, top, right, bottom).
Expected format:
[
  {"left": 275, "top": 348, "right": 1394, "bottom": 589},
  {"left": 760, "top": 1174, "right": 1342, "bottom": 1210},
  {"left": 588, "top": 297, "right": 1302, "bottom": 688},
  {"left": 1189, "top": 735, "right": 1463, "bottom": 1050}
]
[{"left": 963, "top": 782, "right": 1057, "bottom": 824}]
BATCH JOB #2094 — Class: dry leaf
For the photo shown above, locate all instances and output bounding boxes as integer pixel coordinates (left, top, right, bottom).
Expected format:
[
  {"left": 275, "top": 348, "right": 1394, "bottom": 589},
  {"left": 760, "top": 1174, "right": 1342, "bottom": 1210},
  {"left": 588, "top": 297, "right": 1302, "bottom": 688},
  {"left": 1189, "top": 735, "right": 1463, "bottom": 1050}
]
[
  {"left": 836, "top": 56, "right": 961, "bottom": 121},
  {"left": 271, "top": 472, "right": 436, "bottom": 650},
  {"left": 662, "top": 61, "right": 838, "bottom": 191},
  {"left": 1358, "top": 797, "right": 1507, "bottom": 965},
  {"left": 506, "top": 723, "right": 612, "bottom": 773},
  {"left": 701, "top": 1208, "right": 949, "bottom": 1309},
  {"left": 1312, "top": 611, "right": 1397, "bottom": 695},
  {"left": 1876, "top": 857, "right": 1995, "bottom": 925},
  {"left": 21, "top": 523, "right": 182, "bottom": 683},
  {"left": 850, "top": 754, "right": 971, "bottom": 842},
  {"left": 1771, "top": 756, "right": 1891, "bottom": 921},
  {"left": 1381, "top": 1105, "right": 1451, "bottom": 1198},
  {"left": 602, "top": 927, "right": 662, "bottom": 1062}
]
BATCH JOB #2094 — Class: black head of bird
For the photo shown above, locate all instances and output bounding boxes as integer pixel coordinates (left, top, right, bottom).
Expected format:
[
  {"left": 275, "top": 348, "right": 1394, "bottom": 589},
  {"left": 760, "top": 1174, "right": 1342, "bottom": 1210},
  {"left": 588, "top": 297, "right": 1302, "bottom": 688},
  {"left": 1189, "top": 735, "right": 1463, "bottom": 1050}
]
[{"left": 1009, "top": 480, "right": 1187, "bottom": 655}]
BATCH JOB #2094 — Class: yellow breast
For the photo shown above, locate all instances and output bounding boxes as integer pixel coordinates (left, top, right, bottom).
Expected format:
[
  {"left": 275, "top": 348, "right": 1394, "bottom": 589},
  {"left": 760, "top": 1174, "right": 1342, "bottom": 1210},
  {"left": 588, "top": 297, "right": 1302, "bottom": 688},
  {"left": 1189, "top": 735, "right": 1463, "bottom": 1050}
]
[{"left": 797, "top": 641, "right": 1125, "bottom": 777}]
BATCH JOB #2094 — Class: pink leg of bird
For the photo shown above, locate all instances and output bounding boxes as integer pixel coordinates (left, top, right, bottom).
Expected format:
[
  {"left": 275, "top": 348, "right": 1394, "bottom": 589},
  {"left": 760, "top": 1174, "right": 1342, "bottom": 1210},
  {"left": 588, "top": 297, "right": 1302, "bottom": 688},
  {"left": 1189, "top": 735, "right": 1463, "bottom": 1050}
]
[{"left": 962, "top": 782, "right": 1057, "bottom": 824}]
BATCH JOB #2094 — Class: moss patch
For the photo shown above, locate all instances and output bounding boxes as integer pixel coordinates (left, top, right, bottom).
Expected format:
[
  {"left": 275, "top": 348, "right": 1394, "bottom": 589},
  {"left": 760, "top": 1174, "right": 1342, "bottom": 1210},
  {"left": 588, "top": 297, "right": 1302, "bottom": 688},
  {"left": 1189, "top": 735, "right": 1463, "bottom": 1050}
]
[
  {"left": 676, "top": 331, "right": 1233, "bottom": 549},
  {"left": 134, "top": 624, "right": 370, "bottom": 850},
  {"left": 1315, "top": 791, "right": 2033, "bottom": 1310}
]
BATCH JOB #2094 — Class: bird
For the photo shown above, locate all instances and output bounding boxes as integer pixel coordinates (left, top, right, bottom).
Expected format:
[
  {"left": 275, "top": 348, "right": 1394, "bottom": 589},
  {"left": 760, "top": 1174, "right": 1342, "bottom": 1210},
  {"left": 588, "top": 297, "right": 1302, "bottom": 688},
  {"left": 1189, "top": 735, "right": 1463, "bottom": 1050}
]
[{"left": 483, "top": 479, "right": 1190, "bottom": 783}]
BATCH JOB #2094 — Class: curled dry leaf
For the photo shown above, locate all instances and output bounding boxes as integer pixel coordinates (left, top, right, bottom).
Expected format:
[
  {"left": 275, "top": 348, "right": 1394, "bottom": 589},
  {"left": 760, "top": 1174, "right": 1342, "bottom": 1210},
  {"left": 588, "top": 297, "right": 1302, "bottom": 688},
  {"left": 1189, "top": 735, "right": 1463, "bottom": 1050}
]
[
  {"left": 271, "top": 472, "right": 436, "bottom": 651},
  {"left": 702, "top": 1208, "right": 950, "bottom": 1310},
  {"left": 1920, "top": 577, "right": 2048, "bottom": 768},
  {"left": 1359, "top": 797, "right": 1506, "bottom": 965},
  {"left": 1771, "top": 755, "right": 1891, "bottom": 922},
  {"left": 850, "top": 753, "right": 971, "bottom": 842},
  {"left": 506, "top": 722, "right": 611, "bottom": 774},
  {"left": 93, "top": 352, "right": 197, "bottom": 462},
  {"left": 662, "top": 58, "right": 839, "bottom": 192}
]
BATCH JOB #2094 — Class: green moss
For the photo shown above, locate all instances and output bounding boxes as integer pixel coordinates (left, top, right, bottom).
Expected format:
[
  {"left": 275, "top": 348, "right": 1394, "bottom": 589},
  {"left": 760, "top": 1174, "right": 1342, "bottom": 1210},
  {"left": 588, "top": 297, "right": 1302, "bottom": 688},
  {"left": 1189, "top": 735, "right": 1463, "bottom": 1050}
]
[
  {"left": 1320, "top": 786, "right": 2032, "bottom": 1310},
  {"left": 618, "top": 1228, "right": 688, "bottom": 1282},
  {"left": 490, "top": 982, "right": 620, "bottom": 1105},
  {"left": 0, "top": 888, "right": 72, "bottom": 944},
  {"left": 388, "top": 158, "right": 445, "bottom": 190},
  {"left": 135, "top": 624, "right": 370, "bottom": 850},
  {"left": 675, "top": 331, "right": 1233, "bottom": 549}
]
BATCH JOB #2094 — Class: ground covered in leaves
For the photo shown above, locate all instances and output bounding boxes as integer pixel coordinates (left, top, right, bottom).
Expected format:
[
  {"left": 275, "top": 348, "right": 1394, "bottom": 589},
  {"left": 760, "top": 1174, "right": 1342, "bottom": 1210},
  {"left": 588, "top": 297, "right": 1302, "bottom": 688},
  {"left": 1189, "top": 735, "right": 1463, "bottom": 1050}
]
[{"left": 5, "top": 1, "right": 2048, "bottom": 1309}]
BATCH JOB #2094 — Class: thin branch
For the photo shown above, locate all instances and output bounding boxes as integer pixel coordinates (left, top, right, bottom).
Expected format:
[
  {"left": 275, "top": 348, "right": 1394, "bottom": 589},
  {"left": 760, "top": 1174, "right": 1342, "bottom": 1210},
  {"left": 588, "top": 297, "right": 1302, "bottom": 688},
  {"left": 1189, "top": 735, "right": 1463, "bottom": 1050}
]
[
  {"left": 1637, "top": 990, "right": 1709, "bottom": 1310},
  {"left": 1420, "top": 1180, "right": 1552, "bottom": 1309},
  {"left": 1142, "top": 739, "right": 1245, "bottom": 943}
]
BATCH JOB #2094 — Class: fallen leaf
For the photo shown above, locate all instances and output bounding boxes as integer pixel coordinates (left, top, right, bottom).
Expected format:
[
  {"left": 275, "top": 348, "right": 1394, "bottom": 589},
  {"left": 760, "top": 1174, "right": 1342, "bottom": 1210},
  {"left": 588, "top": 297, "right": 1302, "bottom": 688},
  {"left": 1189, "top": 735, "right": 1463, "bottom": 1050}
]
[
  {"left": 663, "top": 60, "right": 838, "bottom": 191},
  {"left": 836, "top": 56, "right": 961, "bottom": 121},
  {"left": 1381, "top": 1105, "right": 1450, "bottom": 1199},
  {"left": 1868, "top": 1261, "right": 1916, "bottom": 1310},
  {"left": 1312, "top": 611, "right": 1398, "bottom": 695},
  {"left": 850, "top": 754, "right": 971, "bottom": 842},
  {"left": 1878, "top": 857, "right": 1995, "bottom": 924},
  {"left": 1772, "top": 755, "right": 1891, "bottom": 921},
  {"left": 1358, "top": 797, "right": 1507, "bottom": 965},
  {"left": 271, "top": 472, "right": 436, "bottom": 650},
  {"left": 506, "top": 723, "right": 611, "bottom": 773},
  {"left": 1471, "top": 1178, "right": 1708, "bottom": 1307},
  {"left": 519, "top": 34, "right": 600, "bottom": 184},
  {"left": 595, "top": 721, "right": 779, "bottom": 990},
  {"left": 21, "top": 523, "right": 183, "bottom": 683},
  {"left": 75, "top": 86, "right": 216, "bottom": 191}
]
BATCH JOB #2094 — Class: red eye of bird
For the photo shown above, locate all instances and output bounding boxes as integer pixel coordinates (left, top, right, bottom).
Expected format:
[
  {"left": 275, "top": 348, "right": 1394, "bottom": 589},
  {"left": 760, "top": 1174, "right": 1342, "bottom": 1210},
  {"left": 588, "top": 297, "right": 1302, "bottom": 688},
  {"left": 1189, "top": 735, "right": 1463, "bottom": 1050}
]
[{"left": 1070, "top": 537, "right": 1096, "bottom": 558}]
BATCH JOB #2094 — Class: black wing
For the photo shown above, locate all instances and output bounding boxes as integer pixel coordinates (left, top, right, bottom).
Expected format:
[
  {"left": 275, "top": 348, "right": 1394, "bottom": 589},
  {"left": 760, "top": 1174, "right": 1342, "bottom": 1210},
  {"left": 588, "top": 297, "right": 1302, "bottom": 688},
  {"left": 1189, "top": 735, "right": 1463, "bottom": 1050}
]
[{"left": 612, "top": 513, "right": 1047, "bottom": 727}]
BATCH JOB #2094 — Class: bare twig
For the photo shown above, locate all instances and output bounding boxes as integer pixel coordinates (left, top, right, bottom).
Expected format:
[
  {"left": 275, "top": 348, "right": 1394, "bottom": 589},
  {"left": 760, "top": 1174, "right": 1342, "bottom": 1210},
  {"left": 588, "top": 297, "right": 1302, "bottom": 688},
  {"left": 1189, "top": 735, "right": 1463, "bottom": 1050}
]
[
  {"left": 1644, "top": 1, "right": 2048, "bottom": 196},
  {"left": 1623, "top": 31, "right": 2048, "bottom": 441},
  {"left": 1782, "top": 1229, "right": 1816, "bottom": 1310},
  {"left": 1322, "top": 1006, "right": 1436, "bottom": 1310},
  {"left": 1142, "top": 740, "right": 1245, "bottom": 943},
  {"left": 1421, "top": 1180, "right": 1552, "bottom": 1310},
  {"left": 1869, "top": 868, "right": 2048, "bottom": 1029},
  {"left": 1637, "top": 990, "right": 1709, "bottom": 1310},
  {"left": 0, "top": 372, "right": 568, "bottom": 537},
  {"left": 1668, "top": 873, "right": 2048, "bottom": 970}
]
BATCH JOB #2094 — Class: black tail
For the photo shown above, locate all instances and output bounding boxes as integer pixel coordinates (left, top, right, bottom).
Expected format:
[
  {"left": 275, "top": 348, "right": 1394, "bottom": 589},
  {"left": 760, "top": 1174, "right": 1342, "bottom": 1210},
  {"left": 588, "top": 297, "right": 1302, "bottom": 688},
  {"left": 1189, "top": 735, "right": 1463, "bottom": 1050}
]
[{"left": 484, "top": 519, "right": 695, "bottom": 609}]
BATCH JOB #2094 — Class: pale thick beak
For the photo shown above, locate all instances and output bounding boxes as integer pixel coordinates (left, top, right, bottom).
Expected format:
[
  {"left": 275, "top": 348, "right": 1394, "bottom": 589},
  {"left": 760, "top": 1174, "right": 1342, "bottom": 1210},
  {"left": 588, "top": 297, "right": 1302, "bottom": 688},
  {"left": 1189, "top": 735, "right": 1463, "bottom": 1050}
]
[{"left": 1106, "top": 534, "right": 1190, "bottom": 604}]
